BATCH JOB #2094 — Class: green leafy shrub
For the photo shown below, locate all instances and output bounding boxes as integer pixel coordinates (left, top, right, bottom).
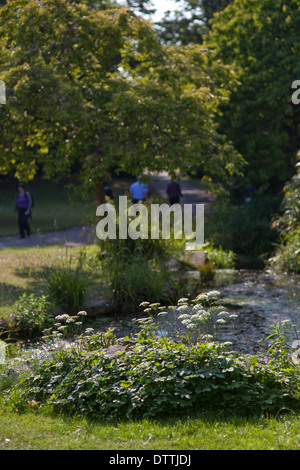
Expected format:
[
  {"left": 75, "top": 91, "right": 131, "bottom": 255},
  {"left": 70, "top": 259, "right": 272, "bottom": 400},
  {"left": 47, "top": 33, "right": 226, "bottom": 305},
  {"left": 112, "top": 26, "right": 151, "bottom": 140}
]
[
  {"left": 204, "top": 244, "right": 236, "bottom": 269},
  {"left": 205, "top": 195, "right": 280, "bottom": 257},
  {"left": 269, "top": 229, "right": 300, "bottom": 273},
  {"left": 100, "top": 207, "right": 186, "bottom": 262},
  {"left": 13, "top": 293, "right": 55, "bottom": 339},
  {"left": 8, "top": 335, "right": 299, "bottom": 419},
  {"left": 6, "top": 295, "right": 299, "bottom": 419},
  {"left": 269, "top": 162, "right": 300, "bottom": 273}
]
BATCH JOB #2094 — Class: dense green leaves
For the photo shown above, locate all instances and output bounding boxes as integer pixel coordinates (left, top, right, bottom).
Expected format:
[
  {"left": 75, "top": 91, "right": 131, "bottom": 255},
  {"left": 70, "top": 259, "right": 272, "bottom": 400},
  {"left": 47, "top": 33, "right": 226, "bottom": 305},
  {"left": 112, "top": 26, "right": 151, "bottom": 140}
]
[
  {"left": 269, "top": 160, "right": 300, "bottom": 272},
  {"left": 7, "top": 335, "right": 299, "bottom": 419},
  {"left": 206, "top": 0, "right": 300, "bottom": 192},
  {"left": 0, "top": 0, "right": 243, "bottom": 201}
]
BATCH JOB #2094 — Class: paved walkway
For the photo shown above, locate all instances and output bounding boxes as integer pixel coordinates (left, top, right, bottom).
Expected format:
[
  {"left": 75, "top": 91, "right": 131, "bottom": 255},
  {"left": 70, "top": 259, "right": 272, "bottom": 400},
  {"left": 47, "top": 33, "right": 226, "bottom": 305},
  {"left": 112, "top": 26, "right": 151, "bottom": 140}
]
[
  {"left": 0, "top": 226, "right": 93, "bottom": 250},
  {"left": 0, "top": 173, "right": 214, "bottom": 250},
  {"left": 150, "top": 172, "right": 215, "bottom": 208}
]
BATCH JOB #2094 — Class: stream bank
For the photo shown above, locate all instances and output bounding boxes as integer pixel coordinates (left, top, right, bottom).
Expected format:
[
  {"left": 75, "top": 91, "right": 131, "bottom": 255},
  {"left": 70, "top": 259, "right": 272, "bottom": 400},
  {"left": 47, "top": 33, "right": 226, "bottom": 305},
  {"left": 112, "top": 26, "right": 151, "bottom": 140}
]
[{"left": 92, "top": 267, "right": 300, "bottom": 356}]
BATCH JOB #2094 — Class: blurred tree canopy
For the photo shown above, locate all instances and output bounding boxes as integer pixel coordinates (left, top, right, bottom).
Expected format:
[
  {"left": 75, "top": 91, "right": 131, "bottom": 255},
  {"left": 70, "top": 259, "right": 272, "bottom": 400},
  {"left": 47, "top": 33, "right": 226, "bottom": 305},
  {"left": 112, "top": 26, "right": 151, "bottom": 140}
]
[
  {"left": 0, "top": 0, "right": 243, "bottom": 203},
  {"left": 155, "top": 0, "right": 233, "bottom": 45},
  {"left": 206, "top": 0, "right": 300, "bottom": 195}
]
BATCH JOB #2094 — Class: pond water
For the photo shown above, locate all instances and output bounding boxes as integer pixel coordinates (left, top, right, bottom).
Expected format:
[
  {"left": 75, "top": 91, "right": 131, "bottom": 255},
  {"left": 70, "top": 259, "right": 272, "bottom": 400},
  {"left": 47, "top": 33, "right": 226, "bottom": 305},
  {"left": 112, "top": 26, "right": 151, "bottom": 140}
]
[
  {"left": 96, "top": 268, "right": 299, "bottom": 356},
  {"left": 15, "top": 269, "right": 299, "bottom": 362},
  {"left": 198, "top": 269, "right": 300, "bottom": 354}
]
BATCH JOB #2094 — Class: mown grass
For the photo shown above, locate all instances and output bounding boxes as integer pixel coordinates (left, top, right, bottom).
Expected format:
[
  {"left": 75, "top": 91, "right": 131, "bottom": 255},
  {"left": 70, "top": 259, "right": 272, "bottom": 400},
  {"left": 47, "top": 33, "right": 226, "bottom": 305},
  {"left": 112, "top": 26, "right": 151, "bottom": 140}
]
[
  {"left": 0, "top": 244, "right": 105, "bottom": 324},
  {"left": 0, "top": 408, "right": 299, "bottom": 450}
]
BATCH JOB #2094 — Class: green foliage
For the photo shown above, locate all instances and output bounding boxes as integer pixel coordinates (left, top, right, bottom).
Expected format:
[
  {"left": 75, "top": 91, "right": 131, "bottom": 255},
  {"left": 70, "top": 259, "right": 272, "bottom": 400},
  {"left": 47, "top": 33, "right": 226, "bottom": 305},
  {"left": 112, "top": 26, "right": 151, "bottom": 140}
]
[
  {"left": 206, "top": 0, "right": 300, "bottom": 192},
  {"left": 13, "top": 293, "right": 55, "bottom": 339},
  {"left": 275, "top": 161, "right": 300, "bottom": 235},
  {"left": 269, "top": 161, "right": 300, "bottom": 272},
  {"left": 100, "top": 212, "right": 187, "bottom": 313},
  {"left": 205, "top": 195, "right": 280, "bottom": 256},
  {"left": 204, "top": 243, "right": 236, "bottom": 268},
  {"left": 44, "top": 249, "right": 90, "bottom": 314},
  {"left": 108, "top": 255, "right": 180, "bottom": 314},
  {"left": 0, "top": 0, "right": 243, "bottom": 202},
  {"left": 156, "top": 0, "right": 233, "bottom": 45},
  {"left": 101, "top": 220, "right": 186, "bottom": 261},
  {"left": 269, "top": 229, "right": 300, "bottom": 274},
  {"left": 7, "top": 333, "right": 299, "bottom": 419},
  {"left": 3, "top": 292, "right": 300, "bottom": 419},
  {"left": 266, "top": 321, "right": 299, "bottom": 369}
]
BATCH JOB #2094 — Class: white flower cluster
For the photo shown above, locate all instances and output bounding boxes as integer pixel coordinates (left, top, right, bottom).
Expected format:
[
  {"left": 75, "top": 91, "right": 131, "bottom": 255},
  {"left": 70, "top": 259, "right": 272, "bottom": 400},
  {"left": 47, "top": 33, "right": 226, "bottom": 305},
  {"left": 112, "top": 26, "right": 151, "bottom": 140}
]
[{"left": 176, "top": 291, "right": 238, "bottom": 338}]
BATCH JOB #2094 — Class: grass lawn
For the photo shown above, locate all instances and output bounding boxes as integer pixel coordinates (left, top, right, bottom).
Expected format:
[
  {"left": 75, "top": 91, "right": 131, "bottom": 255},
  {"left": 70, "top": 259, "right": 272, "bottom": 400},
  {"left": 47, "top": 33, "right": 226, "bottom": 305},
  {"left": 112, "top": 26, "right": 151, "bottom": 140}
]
[
  {"left": 0, "top": 409, "right": 299, "bottom": 450},
  {"left": 0, "top": 244, "right": 107, "bottom": 324}
]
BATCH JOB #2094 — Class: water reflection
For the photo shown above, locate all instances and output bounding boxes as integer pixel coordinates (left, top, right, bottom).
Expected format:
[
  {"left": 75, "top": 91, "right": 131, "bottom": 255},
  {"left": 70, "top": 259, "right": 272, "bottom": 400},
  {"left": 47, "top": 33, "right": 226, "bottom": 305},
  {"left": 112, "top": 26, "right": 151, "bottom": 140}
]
[{"left": 206, "top": 269, "right": 300, "bottom": 354}]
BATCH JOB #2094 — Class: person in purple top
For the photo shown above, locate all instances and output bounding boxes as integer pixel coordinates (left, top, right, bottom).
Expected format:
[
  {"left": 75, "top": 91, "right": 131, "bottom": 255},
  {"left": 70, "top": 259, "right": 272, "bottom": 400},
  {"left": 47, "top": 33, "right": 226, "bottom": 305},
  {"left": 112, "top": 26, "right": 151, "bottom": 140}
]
[
  {"left": 14, "top": 182, "right": 32, "bottom": 238},
  {"left": 166, "top": 178, "right": 182, "bottom": 205}
]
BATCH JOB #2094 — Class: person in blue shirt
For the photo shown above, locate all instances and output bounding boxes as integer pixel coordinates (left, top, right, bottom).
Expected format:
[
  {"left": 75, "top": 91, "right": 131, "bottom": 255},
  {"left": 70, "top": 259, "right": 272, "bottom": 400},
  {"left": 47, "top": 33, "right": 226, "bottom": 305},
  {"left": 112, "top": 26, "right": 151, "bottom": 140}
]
[
  {"left": 130, "top": 178, "right": 149, "bottom": 204},
  {"left": 14, "top": 182, "right": 32, "bottom": 238}
]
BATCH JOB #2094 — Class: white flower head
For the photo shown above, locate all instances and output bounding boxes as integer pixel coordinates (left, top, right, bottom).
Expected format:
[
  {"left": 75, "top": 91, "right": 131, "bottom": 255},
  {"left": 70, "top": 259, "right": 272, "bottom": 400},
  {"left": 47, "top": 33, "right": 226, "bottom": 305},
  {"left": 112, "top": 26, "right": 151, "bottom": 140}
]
[
  {"left": 78, "top": 310, "right": 87, "bottom": 316},
  {"left": 177, "top": 298, "right": 189, "bottom": 305},
  {"left": 177, "top": 305, "right": 189, "bottom": 311}
]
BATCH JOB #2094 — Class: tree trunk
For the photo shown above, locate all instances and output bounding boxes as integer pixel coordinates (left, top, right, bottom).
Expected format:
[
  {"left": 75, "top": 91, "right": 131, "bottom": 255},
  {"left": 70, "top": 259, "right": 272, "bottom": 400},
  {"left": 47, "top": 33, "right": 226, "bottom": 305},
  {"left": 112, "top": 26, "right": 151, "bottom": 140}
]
[{"left": 95, "top": 182, "right": 105, "bottom": 207}]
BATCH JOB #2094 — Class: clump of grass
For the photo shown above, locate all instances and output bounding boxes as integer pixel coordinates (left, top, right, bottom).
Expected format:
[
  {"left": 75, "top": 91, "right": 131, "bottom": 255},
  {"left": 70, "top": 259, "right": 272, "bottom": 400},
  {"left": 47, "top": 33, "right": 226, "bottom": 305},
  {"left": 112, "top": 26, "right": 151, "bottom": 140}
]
[
  {"left": 44, "top": 249, "right": 90, "bottom": 314},
  {"left": 109, "top": 255, "right": 179, "bottom": 314},
  {"left": 199, "top": 262, "right": 216, "bottom": 282}
]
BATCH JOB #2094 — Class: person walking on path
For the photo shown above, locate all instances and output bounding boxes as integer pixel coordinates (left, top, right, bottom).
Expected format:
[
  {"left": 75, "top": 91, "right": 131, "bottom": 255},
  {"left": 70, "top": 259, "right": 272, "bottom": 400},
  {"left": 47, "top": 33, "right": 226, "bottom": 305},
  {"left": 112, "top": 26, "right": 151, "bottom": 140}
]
[
  {"left": 130, "top": 177, "right": 149, "bottom": 204},
  {"left": 104, "top": 180, "right": 114, "bottom": 200},
  {"left": 14, "top": 182, "right": 32, "bottom": 238},
  {"left": 166, "top": 178, "right": 182, "bottom": 205}
]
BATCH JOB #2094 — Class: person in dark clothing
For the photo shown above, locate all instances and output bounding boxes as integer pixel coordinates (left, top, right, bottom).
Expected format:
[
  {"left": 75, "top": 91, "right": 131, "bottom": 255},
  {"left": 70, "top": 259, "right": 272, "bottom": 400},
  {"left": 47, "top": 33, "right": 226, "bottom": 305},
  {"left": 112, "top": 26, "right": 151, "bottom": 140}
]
[
  {"left": 104, "top": 180, "right": 114, "bottom": 200},
  {"left": 166, "top": 179, "right": 182, "bottom": 205},
  {"left": 14, "top": 182, "right": 32, "bottom": 238}
]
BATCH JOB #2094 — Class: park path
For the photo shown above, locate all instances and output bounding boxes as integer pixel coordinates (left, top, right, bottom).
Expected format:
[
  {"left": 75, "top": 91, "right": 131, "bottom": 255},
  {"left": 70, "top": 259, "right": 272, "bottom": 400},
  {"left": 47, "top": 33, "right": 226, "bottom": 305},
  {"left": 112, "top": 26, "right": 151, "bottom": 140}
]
[
  {"left": 0, "top": 226, "right": 93, "bottom": 250},
  {"left": 0, "top": 173, "right": 214, "bottom": 250},
  {"left": 150, "top": 172, "right": 215, "bottom": 208}
]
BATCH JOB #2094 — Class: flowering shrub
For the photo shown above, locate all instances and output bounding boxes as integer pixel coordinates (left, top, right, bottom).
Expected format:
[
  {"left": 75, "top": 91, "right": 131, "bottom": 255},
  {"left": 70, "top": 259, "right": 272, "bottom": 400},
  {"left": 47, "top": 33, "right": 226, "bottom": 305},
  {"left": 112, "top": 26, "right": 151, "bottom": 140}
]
[
  {"left": 6, "top": 334, "right": 299, "bottom": 419},
  {"left": 5, "top": 295, "right": 299, "bottom": 419},
  {"left": 135, "top": 291, "right": 238, "bottom": 344}
]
